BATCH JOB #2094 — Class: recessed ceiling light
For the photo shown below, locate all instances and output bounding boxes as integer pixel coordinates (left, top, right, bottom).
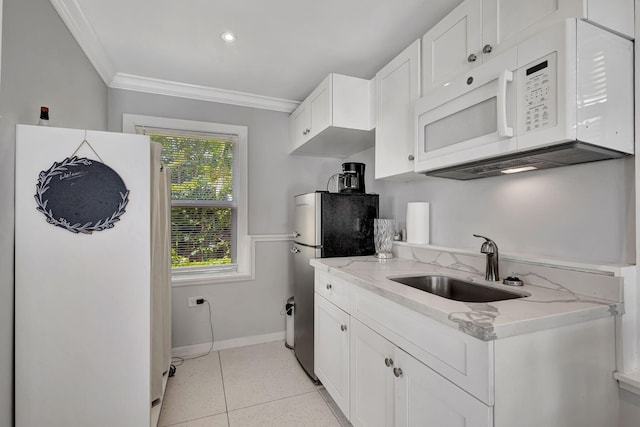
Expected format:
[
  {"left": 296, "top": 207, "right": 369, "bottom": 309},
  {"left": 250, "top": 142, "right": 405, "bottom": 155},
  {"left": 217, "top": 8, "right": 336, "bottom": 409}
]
[{"left": 220, "top": 32, "right": 236, "bottom": 43}]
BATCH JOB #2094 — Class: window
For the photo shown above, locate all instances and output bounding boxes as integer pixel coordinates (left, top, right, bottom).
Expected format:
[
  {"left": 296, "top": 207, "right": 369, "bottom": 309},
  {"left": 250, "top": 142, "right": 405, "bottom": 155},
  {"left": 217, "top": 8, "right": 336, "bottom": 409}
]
[{"left": 123, "top": 114, "right": 248, "bottom": 283}]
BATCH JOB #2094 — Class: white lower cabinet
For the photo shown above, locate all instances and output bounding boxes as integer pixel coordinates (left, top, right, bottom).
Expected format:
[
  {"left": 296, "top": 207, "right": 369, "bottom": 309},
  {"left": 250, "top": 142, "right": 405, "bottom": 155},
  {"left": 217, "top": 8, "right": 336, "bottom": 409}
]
[
  {"left": 314, "top": 294, "right": 350, "bottom": 417},
  {"left": 350, "top": 318, "right": 491, "bottom": 427},
  {"left": 315, "top": 270, "right": 617, "bottom": 427},
  {"left": 394, "top": 348, "right": 491, "bottom": 427},
  {"left": 350, "top": 319, "right": 395, "bottom": 427}
]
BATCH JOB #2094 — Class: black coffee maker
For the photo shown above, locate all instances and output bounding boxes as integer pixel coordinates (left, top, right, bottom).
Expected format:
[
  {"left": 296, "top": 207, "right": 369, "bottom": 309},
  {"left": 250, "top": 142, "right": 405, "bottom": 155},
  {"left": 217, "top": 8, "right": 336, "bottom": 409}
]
[{"left": 340, "top": 162, "right": 366, "bottom": 193}]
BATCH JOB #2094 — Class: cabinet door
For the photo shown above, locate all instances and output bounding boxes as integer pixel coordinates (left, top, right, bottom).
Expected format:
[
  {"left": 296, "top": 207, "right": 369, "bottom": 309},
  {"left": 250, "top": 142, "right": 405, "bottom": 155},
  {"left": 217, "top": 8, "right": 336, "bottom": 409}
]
[
  {"left": 308, "top": 75, "right": 332, "bottom": 141},
  {"left": 315, "top": 294, "right": 350, "bottom": 418},
  {"left": 482, "top": 0, "right": 561, "bottom": 57},
  {"left": 375, "top": 39, "right": 421, "bottom": 180},
  {"left": 422, "top": 0, "right": 482, "bottom": 93},
  {"left": 290, "top": 102, "right": 310, "bottom": 151},
  {"left": 394, "top": 348, "right": 492, "bottom": 427},
  {"left": 350, "top": 319, "right": 394, "bottom": 427}
]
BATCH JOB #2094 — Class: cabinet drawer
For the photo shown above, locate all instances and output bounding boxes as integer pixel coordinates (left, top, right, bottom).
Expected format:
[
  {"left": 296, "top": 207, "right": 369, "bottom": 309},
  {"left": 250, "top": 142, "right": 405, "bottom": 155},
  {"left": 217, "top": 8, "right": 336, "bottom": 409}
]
[
  {"left": 315, "top": 270, "right": 351, "bottom": 312},
  {"left": 350, "top": 285, "right": 494, "bottom": 405}
]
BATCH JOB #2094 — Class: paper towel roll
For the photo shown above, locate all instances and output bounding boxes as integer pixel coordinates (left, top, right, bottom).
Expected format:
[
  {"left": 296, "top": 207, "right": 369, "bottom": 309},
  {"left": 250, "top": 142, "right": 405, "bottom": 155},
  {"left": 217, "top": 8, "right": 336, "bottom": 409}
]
[{"left": 406, "top": 202, "right": 429, "bottom": 244}]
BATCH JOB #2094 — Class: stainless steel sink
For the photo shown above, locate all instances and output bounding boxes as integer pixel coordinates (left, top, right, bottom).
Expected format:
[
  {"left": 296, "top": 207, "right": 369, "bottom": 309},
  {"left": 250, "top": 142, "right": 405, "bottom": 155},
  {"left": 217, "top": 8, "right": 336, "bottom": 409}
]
[{"left": 388, "top": 275, "right": 526, "bottom": 303}]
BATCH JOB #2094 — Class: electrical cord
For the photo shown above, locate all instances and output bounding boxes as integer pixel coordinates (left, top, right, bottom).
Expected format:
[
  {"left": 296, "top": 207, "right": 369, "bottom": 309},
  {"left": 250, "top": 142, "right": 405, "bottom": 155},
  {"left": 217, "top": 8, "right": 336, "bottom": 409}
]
[{"left": 171, "top": 299, "right": 215, "bottom": 370}]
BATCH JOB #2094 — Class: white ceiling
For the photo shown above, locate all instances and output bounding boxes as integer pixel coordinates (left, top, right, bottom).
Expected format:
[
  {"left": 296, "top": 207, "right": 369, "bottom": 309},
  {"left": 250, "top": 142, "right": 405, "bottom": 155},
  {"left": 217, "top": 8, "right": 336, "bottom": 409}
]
[{"left": 52, "top": 0, "right": 462, "bottom": 110}]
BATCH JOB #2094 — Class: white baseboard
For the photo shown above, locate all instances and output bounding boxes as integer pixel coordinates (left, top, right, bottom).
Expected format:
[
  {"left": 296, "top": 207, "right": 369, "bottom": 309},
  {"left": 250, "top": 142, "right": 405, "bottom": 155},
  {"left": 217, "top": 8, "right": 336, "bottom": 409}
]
[{"left": 171, "top": 331, "right": 286, "bottom": 357}]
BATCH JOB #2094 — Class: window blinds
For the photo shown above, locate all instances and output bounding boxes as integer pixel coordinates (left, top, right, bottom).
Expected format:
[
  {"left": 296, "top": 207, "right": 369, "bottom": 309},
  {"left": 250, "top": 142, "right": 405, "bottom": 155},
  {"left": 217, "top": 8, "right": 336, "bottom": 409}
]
[{"left": 137, "top": 126, "right": 238, "bottom": 268}]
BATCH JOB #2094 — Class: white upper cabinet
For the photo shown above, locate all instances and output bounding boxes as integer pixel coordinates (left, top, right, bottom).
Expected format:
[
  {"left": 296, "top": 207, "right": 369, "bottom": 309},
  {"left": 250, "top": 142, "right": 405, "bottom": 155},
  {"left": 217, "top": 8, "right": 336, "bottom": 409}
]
[
  {"left": 374, "top": 39, "right": 422, "bottom": 180},
  {"left": 422, "top": 0, "right": 483, "bottom": 93},
  {"left": 289, "top": 73, "right": 374, "bottom": 158},
  {"left": 422, "top": 0, "right": 634, "bottom": 93}
]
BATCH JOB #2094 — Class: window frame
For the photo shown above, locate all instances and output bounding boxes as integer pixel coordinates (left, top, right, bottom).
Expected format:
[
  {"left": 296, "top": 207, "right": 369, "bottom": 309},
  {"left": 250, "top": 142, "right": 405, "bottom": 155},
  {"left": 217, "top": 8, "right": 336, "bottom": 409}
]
[{"left": 123, "top": 114, "right": 249, "bottom": 284}]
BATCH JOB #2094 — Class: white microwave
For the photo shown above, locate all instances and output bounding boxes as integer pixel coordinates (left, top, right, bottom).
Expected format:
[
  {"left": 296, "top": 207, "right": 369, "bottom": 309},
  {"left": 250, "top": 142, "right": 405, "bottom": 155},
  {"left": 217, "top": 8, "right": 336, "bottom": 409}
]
[{"left": 414, "top": 19, "right": 633, "bottom": 179}]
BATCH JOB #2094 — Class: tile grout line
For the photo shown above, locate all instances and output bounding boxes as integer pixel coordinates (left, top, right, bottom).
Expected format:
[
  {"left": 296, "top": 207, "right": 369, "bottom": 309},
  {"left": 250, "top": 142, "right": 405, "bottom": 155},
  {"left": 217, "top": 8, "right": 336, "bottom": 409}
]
[
  {"left": 227, "top": 389, "right": 320, "bottom": 415},
  {"left": 161, "top": 351, "right": 229, "bottom": 427},
  {"left": 218, "top": 350, "right": 232, "bottom": 426}
]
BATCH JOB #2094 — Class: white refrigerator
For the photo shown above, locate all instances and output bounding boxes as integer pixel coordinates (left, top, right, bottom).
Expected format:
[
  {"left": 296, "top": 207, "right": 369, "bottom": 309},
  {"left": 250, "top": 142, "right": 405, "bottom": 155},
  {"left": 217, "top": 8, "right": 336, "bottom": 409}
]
[{"left": 14, "top": 125, "right": 171, "bottom": 427}]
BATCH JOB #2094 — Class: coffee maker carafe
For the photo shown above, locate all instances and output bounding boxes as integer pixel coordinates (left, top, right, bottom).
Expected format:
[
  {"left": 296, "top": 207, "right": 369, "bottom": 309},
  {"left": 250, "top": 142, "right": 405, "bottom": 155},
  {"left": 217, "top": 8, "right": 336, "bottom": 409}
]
[{"left": 339, "top": 162, "right": 366, "bottom": 193}]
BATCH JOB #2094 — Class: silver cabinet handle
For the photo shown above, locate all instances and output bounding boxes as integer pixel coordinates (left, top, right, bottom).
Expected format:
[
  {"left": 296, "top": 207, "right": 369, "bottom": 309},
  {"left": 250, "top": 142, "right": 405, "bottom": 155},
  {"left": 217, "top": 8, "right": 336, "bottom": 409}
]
[
  {"left": 393, "top": 367, "right": 403, "bottom": 378},
  {"left": 340, "top": 324, "right": 347, "bottom": 332},
  {"left": 467, "top": 53, "right": 477, "bottom": 62},
  {"left": 290, "top": 247, "right": 300, "bottom": 254},
  {"left": 408, "top": 155, "right": 414, "bottom": 161},
  {"left": 326, "top": 283, "right": 332, "bottom": 290},
  {"left": 384, "top": 358, "right": 394, "bottom": 367},
  {"left": 483, "top": 44, "right": 493, "bottom": 54},
  {"left": 291, "top": 231, "right": 300, "bottom": 238},
  {"left": 304, "top": 128, "right": 311, "bottom": 135}
]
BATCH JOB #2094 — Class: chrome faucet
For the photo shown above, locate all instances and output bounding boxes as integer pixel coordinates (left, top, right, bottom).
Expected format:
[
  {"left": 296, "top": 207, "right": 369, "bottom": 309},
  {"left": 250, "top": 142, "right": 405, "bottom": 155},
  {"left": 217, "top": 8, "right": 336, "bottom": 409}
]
[{"left": 473, "top": 234, "right": 500, "bottom": 281}]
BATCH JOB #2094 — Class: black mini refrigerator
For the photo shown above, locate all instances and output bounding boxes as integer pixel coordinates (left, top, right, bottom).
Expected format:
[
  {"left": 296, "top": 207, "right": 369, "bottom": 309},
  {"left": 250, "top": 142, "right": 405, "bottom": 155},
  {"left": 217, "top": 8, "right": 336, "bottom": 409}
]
[{"left": 291, "top": 191, "right": 379, "bottom": 381}]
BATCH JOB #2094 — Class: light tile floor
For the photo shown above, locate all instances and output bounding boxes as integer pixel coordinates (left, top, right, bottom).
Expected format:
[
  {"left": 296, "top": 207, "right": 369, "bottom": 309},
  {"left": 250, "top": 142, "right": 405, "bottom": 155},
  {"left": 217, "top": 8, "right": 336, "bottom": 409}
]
[{"left": 158, "top": 341, "right": 351, "bottom": 427}]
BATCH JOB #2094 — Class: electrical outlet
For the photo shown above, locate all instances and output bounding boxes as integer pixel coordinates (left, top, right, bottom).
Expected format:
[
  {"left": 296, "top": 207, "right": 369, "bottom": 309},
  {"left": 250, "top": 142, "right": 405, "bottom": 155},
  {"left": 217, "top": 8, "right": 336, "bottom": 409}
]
[{"left": 188, "top": 296, "right": 204, "bottom": 307}]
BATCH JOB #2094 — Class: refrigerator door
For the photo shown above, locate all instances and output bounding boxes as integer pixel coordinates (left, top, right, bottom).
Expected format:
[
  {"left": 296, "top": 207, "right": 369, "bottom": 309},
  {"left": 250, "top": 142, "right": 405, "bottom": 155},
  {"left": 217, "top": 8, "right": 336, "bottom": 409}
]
[
  {"left": 294, "top": 192, "right": 321, "bottom": 247},
  {"left": 320, "top": 193, "right": 379, "bottom": 257},
  {"left": 292, "top": 243, "right": 318, "bottom": 381}
]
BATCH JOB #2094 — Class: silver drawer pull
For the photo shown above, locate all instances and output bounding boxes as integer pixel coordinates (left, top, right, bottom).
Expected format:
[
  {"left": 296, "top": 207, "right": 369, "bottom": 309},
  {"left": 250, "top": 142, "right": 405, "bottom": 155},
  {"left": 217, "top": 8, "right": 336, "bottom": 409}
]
[
  {"left": 340, "top": 324, "right": 347, "bottom": 332},
  {"left": 483, "top": 44, "right": 493, "bottom": 54},
  {"left": 384, "top": 358, "right": 394, "bottom": 367},
  {"left": 393, "top": 367, "right": 403, "bottom": 378},
  {"left": 290, "top": 247, "right": 300, "bottom": 254},
  {"left": 408, "top": 155, "right": 414, "bottom": 161},
  {"left": 326, "top": 283, "right": 332, "bottom": 290},
  {"left": 467, "top": 53, "right": 477, "bottom": 62}
]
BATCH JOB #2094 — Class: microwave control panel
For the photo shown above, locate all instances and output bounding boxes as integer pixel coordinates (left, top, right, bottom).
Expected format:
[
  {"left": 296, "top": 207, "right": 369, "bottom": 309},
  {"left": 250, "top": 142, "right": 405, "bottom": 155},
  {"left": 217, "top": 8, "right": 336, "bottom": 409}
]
[{"left": 519, "top": 52, "right": 557, "bottom": 134}]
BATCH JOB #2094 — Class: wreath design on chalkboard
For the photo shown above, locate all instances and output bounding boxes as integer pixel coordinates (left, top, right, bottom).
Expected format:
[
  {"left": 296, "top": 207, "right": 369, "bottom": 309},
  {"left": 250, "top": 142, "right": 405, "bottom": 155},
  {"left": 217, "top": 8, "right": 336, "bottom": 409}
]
[{"left": 34, "top": 156, "right": 130, "bottom": 234}]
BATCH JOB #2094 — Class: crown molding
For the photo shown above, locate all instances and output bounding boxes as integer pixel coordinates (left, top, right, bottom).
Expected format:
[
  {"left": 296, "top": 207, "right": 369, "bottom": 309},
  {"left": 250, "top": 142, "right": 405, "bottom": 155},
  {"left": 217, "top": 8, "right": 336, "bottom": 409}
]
[
  {"left": 51, "top": 1, "right": 300, "bottom": 113},
  {"left": 49, "top": 0, "right": 116, "bottom": 84},
  {"left": 110, "top": 73, "right": 300, "bottom": 113}
]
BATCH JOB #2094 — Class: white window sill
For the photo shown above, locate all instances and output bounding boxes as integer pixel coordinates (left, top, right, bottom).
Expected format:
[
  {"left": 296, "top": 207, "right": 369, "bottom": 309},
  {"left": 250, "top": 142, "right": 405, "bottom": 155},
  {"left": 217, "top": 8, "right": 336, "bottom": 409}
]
[
  {"left": 171, "top": 270, "right": 253, "bottom": 286},
  {"left": 615, "top": 370, "right": 640, "bottom": 396},
  {"left": 169, "top": 234, "right": 293, "bottom": 287}
]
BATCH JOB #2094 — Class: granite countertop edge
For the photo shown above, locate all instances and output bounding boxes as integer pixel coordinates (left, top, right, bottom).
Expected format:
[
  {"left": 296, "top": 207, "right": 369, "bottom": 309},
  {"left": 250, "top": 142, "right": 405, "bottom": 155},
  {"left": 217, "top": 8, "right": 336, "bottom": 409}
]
[{"left": 311, "top": 256, "right": 621, "bottom": 342}]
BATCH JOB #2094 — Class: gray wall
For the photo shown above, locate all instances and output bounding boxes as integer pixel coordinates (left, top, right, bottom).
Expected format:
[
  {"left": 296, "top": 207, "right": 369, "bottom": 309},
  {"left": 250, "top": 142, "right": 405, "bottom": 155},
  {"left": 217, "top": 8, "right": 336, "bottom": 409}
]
[
  {"left": 106, "top": 84, "right": 636, "bottom": 351},
  {"left": 108, "top": 88, "right": 345, "bottom": 346},
  {"left": 621, "top": 388, "right": 640, "bottom": 427},
  {"left": 0, "top": 0, "right": 108, "bottom": 425},
  {"left": 353, "top": 148, "right": 634, "bottom": 264}
]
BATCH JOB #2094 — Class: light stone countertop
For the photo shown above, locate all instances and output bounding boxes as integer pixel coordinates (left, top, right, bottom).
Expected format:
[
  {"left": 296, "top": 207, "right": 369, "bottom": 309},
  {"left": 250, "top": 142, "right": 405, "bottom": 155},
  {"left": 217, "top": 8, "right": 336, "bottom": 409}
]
[{"left": 310, "top": 255, "right": 622, "bottom": 341}]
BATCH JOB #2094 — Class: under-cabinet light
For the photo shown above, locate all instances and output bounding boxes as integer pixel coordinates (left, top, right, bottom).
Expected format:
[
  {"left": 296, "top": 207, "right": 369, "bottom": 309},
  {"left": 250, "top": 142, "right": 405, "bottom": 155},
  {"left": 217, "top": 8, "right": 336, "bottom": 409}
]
[{"left": 501, "top": 166, "right": 538, "bottom": 174}]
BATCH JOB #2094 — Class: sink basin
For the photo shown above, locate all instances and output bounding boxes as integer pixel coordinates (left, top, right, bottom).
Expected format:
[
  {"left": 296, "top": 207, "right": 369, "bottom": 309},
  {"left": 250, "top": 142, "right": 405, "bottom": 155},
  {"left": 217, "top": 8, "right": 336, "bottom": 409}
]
[{"left": 388, "top": 275, "right": 526, "bottom": 303}]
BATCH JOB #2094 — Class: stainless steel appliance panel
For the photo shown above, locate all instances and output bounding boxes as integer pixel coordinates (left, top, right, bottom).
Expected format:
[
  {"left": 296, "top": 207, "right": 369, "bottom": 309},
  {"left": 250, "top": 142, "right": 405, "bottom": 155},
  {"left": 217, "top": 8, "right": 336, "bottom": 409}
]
[
  {"left": 292, "top": 243, "right": 319, "bottom": 381},
  {"left": 293, "top": 192, "right": 321, "bottom": 247},
  {"left": 292, "top": 191, "right": 378, "bottom": 383}
]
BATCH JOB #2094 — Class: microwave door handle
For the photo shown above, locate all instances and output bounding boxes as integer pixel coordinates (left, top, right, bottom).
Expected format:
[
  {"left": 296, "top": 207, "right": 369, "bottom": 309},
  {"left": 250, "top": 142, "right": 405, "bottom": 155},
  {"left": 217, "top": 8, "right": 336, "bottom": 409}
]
[{"left": 497, "top": 70, "right": 514, "bottom": 137}]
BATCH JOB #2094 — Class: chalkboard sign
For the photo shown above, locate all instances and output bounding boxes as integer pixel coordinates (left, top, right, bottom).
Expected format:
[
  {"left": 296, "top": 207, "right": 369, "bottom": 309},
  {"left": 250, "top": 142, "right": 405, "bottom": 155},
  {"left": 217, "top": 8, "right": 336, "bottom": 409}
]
[{"left": 34, "top": 156, "right": 130, "bottom": 234}]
